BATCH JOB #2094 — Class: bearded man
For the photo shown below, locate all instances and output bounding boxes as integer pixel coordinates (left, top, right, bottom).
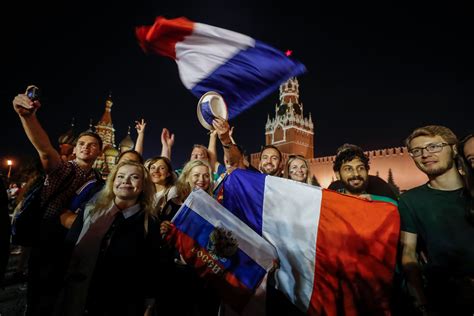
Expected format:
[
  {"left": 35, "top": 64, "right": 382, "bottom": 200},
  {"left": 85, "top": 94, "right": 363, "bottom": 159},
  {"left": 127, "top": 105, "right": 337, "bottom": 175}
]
[{"left": 332, "top": 144, "right": 396, "bottom": 203}]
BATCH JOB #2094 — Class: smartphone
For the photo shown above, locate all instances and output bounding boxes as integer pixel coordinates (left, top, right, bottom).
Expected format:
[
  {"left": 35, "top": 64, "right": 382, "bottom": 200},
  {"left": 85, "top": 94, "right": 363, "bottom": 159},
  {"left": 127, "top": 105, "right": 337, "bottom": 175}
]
[{"left": 26, "top": 86, "right": 40, "bottom": 101}]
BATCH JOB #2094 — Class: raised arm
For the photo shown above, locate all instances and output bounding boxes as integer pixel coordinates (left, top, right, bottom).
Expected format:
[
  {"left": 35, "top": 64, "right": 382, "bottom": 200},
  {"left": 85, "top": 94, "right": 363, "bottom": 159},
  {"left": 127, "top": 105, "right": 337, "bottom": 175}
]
[
  {"left": 160, "top": 128, "right": 175, "bottom": 159},
  {"left": 228, "top": 126, "right": 236, "bottom": 145},
  {"left": 207, "top": 130, "right": 219, "bottom": 172},
  {"left": 12, "top": 89, "right": 61, "bottom": 172},
  {"left": 212, "top": 118, "right": 245, "bottom": 170},
  {"left": 134, "top": 119, "right": 146, "bottom": 155}
]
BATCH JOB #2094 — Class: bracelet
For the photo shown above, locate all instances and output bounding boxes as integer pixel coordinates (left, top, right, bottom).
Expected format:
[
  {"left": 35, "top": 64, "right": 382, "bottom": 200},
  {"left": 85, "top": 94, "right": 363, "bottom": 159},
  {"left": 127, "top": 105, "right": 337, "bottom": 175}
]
[{"left": 222, "top": 143, "right": 234, "bottom": 149}]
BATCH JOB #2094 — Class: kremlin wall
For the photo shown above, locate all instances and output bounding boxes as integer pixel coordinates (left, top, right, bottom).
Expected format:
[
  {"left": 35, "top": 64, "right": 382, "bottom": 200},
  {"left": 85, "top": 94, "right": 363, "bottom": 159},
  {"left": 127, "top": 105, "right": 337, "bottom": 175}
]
[{"left": 251, "top": 77, "right": 427, "bottom": 191}]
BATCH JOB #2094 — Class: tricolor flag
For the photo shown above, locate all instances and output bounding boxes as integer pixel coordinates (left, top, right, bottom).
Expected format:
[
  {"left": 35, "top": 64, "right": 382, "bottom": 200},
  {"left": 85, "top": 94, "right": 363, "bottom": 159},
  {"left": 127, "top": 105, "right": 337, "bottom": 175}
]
[
  {"left": 136, "top": 16, "right": 307, "bottom": 119},
  {"left": 221, "top": 169, "right": 400, "bottom": 316},
  {"left": 166, "top": 189, "right": 277, "bottom": 314}
]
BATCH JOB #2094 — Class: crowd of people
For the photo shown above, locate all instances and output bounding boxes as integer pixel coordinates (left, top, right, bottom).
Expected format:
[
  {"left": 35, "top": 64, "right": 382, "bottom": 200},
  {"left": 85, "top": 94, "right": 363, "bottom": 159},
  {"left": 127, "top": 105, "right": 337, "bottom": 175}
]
[{"left": 0, "top": 87, "right": 472, "bottom": 316}]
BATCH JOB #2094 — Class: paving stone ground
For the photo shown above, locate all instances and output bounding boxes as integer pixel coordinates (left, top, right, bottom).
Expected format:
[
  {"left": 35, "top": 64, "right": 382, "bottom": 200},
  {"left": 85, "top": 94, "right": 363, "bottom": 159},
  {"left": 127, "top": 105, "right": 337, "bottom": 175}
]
[{"left": 0, "top": 251, "right": 28, "bottom": 316}]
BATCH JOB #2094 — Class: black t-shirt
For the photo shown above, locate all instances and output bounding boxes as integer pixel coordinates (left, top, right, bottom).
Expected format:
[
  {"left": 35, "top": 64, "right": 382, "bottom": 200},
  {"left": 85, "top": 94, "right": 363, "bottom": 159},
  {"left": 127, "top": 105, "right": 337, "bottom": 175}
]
[{"left": 398, "top": 184, "right": 474, "bottom": 279}]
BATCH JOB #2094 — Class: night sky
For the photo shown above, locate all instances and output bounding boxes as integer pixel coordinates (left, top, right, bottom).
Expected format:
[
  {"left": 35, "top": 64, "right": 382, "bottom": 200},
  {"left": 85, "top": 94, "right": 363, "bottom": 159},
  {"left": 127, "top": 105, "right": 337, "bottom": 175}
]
[{"left": 1, "top": 1, "right": 472, "bottom": 173}]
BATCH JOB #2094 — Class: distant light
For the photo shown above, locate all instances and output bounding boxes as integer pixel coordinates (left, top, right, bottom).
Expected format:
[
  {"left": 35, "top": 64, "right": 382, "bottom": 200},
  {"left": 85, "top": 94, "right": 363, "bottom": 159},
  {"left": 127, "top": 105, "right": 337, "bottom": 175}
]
[
  {"left": 285, "top": 50, "right": 293, "bottom": 57},
  {"left": 7, "top": 160, "right": 12, "bottom": 166}
]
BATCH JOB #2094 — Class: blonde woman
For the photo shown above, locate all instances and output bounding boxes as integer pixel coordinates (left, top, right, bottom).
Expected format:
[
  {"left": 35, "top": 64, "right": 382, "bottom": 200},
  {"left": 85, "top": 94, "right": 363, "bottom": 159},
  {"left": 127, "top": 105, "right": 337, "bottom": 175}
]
[
  {"left": 175, "top": 159, "right": 214, "bottom": 201},
  {"left": 284, "top": 155, "right": 314, "bottom": 185},
  {"left": 157, "top": 159, "right": 213, "bottom": 222},
  {"left": 158, "top": 159, "right": 219, "bottom": 315},
  {"left": 56, "top": 161, "right": 161, "bottom": 316}
]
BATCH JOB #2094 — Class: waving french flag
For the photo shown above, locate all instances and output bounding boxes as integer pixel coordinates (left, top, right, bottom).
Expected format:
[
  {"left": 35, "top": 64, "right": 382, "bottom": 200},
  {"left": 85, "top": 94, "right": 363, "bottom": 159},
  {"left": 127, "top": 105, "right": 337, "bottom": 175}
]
[
  {"left": 136, "top": 16, "right": 306, "bottom": 119},
  {"left": 221, "top": 169, "right": 400, "bottom": 316}
]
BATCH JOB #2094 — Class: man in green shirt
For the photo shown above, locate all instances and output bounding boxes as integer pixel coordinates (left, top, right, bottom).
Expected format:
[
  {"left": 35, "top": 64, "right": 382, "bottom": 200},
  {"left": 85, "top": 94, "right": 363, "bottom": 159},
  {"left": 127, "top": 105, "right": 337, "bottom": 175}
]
[{"left": 399, "top": 125, "right": 474, "bottom": 315}]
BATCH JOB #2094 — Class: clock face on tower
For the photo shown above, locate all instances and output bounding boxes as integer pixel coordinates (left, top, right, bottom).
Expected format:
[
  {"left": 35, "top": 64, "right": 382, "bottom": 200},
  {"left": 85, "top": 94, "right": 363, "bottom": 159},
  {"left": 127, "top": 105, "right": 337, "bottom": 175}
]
[
  {"left": 292, "top": 103, "right": 302, "bottom": 115},
  {"left": 277, "top": 104, "right": 287, "bottom": 116}
]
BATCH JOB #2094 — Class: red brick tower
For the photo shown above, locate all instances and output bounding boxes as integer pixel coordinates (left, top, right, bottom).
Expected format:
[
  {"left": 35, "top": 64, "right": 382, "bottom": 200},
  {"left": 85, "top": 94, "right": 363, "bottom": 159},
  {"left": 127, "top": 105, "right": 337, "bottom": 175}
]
[
  {"left": 93, "top": 93, "right": 119, "bottom": 175},
  {"left": 265, "top": 77, "right": 314, "bottom": 158}
]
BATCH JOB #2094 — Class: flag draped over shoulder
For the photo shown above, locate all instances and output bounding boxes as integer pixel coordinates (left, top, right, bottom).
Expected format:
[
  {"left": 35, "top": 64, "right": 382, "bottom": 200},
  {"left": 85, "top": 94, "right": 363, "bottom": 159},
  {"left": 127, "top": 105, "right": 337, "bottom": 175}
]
[
  {"left": 166, "top": 189, "right": 277, "bottom": 314},
  {"left": 221, "top": 169, "right": 400, "bottom": 316},
  {"left": 135, "top": 16, "right": 307, "bottom": 119}
]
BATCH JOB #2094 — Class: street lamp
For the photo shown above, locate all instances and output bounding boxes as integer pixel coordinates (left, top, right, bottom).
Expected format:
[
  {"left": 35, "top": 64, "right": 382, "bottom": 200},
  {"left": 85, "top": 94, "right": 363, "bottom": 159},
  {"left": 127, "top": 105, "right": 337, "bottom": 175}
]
[{"left": 7, "top": 160, "right": 13, "bottom": 180}]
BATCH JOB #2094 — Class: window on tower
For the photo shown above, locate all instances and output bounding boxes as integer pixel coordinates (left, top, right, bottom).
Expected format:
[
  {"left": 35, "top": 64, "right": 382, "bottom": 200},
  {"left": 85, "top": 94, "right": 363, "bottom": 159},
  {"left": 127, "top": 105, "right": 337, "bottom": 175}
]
[
  {"left": 277, "top": 104, "right": 287, "bottom": 116},
  {"left": 292, "top": 104, "right": 302, "bottom": 115},
  {"left": 274, "top": 125, "right": 284, "bottom": 142}
]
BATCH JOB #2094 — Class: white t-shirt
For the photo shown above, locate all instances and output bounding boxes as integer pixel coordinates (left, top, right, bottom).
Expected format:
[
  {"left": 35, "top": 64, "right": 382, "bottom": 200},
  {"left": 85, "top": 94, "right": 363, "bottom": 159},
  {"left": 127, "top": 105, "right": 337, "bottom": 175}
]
[{"left": 154, "top": 186, "right": 178, "bottom": 207}]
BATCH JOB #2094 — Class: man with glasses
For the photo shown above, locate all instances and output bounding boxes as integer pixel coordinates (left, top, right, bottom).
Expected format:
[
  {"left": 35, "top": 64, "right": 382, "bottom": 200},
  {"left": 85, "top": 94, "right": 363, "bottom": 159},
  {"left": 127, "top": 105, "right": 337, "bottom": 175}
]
[{"left": 399, "top": 125, "right": 474, "bottom": 315}]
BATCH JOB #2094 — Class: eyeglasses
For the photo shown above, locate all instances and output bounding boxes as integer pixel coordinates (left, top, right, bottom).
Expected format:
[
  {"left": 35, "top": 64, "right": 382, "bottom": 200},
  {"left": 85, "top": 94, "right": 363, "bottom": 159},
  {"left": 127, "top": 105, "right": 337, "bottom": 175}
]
[{"left": 408, "top": 142, "right": 451, "bottom": 157}]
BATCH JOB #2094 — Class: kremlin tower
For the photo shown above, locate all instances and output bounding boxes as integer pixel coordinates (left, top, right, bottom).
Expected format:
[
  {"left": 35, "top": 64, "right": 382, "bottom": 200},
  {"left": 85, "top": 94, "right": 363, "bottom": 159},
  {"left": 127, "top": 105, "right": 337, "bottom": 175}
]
[
  {"left": 93, "top": 93, "right": 119, "bottom": 175},
  {"left": 251, "top": 77, "right": 314, "bottom": 166},
  {"left": 265, "top": 77, "right": 314, "bottom": 158}
]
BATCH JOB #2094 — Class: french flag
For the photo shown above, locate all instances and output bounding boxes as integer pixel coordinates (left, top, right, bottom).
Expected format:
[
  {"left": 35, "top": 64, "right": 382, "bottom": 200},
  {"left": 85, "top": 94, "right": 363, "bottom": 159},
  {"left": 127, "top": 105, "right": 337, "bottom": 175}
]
[
  {"left": 167, "top": 189, "right": 277, "bottom": 314},
  {"left": 221, "top": 169, "right": 400, "bottom": 316},
  {"left": 136, "top": 16, "right": 307, "bottom": 119}
]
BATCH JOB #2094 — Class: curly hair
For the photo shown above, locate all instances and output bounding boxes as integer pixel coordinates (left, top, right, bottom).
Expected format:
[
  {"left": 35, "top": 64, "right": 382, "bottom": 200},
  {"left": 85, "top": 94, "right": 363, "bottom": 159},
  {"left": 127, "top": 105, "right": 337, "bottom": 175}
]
[{"left": 333, "top": 144, "right": 370, "bottom": 172}]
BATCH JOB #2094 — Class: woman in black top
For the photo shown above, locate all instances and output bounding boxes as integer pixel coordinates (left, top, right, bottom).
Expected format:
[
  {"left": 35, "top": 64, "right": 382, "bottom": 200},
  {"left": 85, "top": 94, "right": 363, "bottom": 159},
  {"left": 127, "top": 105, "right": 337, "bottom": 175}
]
[{"left": 56, "top": 161, "right": 161, "bottom": 316}]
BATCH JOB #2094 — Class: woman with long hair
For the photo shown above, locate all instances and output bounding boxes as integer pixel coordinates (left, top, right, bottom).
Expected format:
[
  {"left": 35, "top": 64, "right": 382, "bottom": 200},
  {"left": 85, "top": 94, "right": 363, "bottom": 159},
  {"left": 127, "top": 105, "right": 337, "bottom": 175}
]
[
  {"left": 457, "top": 134, "right": 474, "bottom": 225},
  {"left": 283, "top": 155, "right": 315, "bottom": 185},
  {"left": 56, "top": 161, "right": 161, "bottom": 316},
  {"left": 158, "top": 159, "right": 213, "bottom": 223},
  {"left": 145, "top": 156, "right": 177, "bottom": 220},
  {"left": 175, "top": 159, "right": 213, "bottom": 202},
  {"left": 158, "top": 159, "right": 219, "bottom": 316}
]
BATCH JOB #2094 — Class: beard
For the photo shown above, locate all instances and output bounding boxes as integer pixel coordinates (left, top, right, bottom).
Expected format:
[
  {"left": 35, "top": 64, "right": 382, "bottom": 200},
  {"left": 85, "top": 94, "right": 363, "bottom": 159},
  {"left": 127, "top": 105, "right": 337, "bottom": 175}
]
[
  {"left": 260, "top": 164, "right": 280, "bottom": 176},
  {"left": 417, "top": 158, "right": 454, "bottom": 177},
  {"left": 342, "top": 176, "right": 368, "bottom": 195}
]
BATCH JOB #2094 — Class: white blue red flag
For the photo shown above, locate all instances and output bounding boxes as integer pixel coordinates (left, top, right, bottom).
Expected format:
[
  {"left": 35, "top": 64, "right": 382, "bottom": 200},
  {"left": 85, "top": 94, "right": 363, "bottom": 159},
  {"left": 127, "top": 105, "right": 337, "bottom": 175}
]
[
  {"left": 221, "top": 169, "right": 400, "bottom": 316},
  {"left": 166, "top": 189, "right": 277, "bottom": 314},
  {"left": 136, "top": 16, "right": 307, "bottom": 119}
]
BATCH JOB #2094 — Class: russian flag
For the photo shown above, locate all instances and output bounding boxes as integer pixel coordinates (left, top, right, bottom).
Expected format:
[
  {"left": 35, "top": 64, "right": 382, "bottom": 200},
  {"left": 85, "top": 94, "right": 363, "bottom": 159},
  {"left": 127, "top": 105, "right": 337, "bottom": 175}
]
[
  {"left": 166, "top": 189, "right": 277, "bottom": 314},
  {"left": 136, "top": 16, "right": 307, "bottom": 119},
  {"left": 221, "top": 169, "right": 400, "bottom": 316}
]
